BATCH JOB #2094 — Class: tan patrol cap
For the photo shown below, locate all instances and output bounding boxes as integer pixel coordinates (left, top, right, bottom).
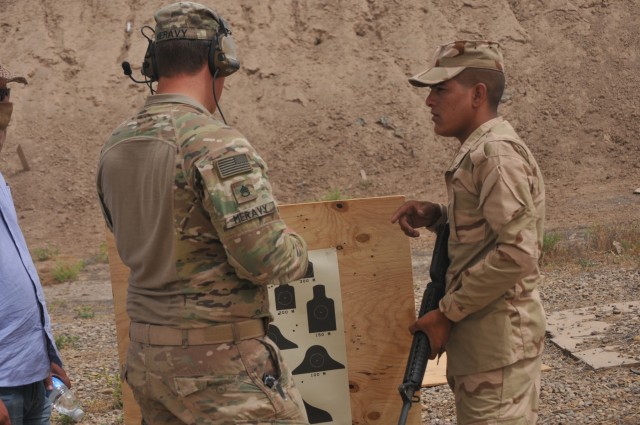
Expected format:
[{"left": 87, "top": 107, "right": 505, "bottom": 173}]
[
  {"left": 409, "top": 40, "right": 504, "bottom": 87},
  {"left": 0, "top": 63, "right": 28, "bottom": 85}
]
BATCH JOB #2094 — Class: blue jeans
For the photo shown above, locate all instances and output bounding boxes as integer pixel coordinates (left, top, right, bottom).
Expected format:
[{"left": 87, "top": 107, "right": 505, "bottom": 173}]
[{"left": 0, "top": 381, "right": 52, "bottom": 425}]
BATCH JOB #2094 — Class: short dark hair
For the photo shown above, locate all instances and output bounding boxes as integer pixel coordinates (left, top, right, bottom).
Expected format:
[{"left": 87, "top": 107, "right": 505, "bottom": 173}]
[
  {"left": 455, "top": 68, "right": 505, "bottom": 110},
  {"left": 155, "top": 39, "right": 210, "bottom": 78}
]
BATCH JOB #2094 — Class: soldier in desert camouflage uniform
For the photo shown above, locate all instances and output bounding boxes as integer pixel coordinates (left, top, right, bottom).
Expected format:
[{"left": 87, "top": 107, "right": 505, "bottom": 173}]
[
  {"left": 97, "top": 2, "right": 309, "bottom": 424},
  {"left": 391, "top": 41, "right": 546, "bottom": 424}
]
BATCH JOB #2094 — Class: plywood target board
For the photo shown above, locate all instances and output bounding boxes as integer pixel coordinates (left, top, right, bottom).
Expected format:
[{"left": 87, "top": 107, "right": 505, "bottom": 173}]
[{"left": 107, "top": 195, "right": 419, "bottom": 425}]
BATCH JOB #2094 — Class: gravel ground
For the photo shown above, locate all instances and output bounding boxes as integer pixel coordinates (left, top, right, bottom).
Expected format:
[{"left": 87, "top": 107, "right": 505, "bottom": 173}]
[
  {"left": 42, "top": 250, "right": 640, "bottom": 425},
  {"left": 44, "top": 264, "right": 122, "bottom": 425},
  {"left": 409, "top": 239, "right": 640, "bottom": 425}
]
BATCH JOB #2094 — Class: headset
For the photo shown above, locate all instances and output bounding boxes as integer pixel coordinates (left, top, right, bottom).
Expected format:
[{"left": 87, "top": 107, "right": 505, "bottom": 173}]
[
  {"left": 121, "top": 12, "right": 240, "bottom": 123},
  {"left": 122, "top": 14, "right": 240, "bottom": 91},
  {"left": 207, "top": 16, "right": 240, "bottom": 78}
]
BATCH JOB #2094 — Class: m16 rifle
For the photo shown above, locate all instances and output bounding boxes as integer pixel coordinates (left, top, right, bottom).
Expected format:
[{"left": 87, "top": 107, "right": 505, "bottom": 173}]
[{"left": 397, "top": 222, "right": 450, "bottom": 425}]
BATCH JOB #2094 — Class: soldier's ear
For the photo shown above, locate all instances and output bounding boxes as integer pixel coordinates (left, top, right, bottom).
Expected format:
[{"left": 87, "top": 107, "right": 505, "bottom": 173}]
[{"left": 471, "top": 83, "right": 488, "bottom": 107}]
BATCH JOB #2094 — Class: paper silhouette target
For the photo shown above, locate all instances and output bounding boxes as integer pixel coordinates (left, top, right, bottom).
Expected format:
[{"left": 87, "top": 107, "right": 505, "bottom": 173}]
[
  {"left": 307, "top": 285, "right": 337, "bottom": 333},
  {"left": 267, "top": 324, "right": 298, "bottom": 350},
  {"left": 275, "top": 284, "right": 297, "bottom": 310},
  {"left": 304, "top": 399, "right": 333, "bottom": 424},
  {"left": 267, "top": 248, "right": 351, "bottom": 424},
  {"left": 292, "top": 345, "right": 345, "bottom": 374}
]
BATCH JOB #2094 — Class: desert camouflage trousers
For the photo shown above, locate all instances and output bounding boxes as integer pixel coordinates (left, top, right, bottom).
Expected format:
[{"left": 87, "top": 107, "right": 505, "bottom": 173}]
[
  {"left": 447, "top": 355, "right": 541, "bottom": 425},
  {"left": 123, "top": 336, "right": 309, "bottom": 424}
]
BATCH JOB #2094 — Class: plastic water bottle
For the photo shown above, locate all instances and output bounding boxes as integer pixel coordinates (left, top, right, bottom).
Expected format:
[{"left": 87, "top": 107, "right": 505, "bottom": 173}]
[{"left": 48, "top": 376, "right": 85, "bottom": 421}]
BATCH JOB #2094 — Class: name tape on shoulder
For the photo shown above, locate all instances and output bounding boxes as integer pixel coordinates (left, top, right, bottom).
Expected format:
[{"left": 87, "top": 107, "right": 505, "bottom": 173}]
[
  {"left": 216, "top": 154, "right": 252, "bottom": 179},
  {"left": 224, "top": 201, "right": 276, "bottom": 229}
]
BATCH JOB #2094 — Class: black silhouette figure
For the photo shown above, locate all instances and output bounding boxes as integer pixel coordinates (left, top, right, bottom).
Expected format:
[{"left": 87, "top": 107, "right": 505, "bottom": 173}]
[
  {"left": 267, "top": 324, "right": 298, "bottom": 350},
  {"left": 303, "top": 399, "right": 333, "bottom": 424},
  {"left": 307, "top": 285, "right": 337, "bottom": 333},
  {"left": 275, "top": 284, "right": 296, "bottom": 310},
  {"left": 292, "top": 345, "right": 345, "bottom": 375}
]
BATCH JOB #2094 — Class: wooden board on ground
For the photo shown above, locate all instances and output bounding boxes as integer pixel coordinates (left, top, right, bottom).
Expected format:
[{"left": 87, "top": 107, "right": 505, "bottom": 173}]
[
  {"left": 106, "top": 195, "right": 419, "bottom": 425},
  {"left": 423, "top": 353, "right": 448, "bottom": 387}
]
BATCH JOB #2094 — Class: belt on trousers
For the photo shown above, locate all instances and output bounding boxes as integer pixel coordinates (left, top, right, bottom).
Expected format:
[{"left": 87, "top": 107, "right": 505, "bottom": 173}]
[{"left": 129, "top": 319, "right": 267, "bottom": 346}]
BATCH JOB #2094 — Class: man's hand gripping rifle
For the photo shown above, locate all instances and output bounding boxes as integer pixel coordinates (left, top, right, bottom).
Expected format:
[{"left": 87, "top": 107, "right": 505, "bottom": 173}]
[{"left": 397, "top": 222, "right": 450, "bottom": 425}]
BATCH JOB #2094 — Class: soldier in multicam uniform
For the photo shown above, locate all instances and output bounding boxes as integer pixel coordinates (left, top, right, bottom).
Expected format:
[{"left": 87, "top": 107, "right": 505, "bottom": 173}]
[
  {"left": 391, "top": 41, "right": 546, "bottom": 424},
  {"left": 97, "top": 2, "right": 310, "bottom": 424}
]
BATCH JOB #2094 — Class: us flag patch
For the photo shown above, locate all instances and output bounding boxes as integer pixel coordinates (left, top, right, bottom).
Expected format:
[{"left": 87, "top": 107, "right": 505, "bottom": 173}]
[{"left": 216, "top": 154, "right": 252, "bottom": 179}]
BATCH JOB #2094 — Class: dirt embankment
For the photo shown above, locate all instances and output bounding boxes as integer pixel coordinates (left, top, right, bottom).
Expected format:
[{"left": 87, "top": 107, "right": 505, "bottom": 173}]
[{"left": 0, "top": 0, "right": 638, "bottom": 257}]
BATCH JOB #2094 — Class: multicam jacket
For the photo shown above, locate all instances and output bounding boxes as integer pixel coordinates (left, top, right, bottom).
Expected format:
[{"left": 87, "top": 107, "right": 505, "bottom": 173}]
[
  {"left": 433, "top": 117, "right": 546, "bottom": 376},
  {"left": 97, "top": 94, "right": 308, "bottom": 328}
]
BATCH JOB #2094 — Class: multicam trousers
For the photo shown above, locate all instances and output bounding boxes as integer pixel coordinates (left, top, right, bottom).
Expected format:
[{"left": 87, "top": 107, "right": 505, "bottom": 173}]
[
  {"left": 447, "top": 355, "right": 542, "bottom": 425},
  {"left": 123, "top": 336, "right": 309, "bottom": 425}
]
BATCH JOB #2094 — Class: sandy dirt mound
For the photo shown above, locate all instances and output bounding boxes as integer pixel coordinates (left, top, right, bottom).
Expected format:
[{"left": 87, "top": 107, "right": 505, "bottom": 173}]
[{"left": 0, "top": 0, "right": 638, "bottom": 258}]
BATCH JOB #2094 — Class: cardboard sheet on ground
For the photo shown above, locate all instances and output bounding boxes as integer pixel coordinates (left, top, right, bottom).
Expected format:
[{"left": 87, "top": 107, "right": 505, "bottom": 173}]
[{"left": 547, "top": 301, "right": 640, "bottom": 370}]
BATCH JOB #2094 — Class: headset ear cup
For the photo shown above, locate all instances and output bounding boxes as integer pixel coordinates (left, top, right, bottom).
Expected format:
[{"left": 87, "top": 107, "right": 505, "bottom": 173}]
[
  {"left": 209, "top": 35, "right": 240, "bottom": 78},
  {"left": 208, "top": 38, "right": 220, "bottom": 77},
  {"left": 142, "top": 42, "right": 159, "bottom": 82},
  {"left": 209, "top": 36, "right": 232, "bottom": 77}
]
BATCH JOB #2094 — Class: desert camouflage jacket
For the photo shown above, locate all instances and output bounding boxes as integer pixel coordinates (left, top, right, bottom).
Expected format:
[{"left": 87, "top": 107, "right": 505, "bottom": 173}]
[
  {"left": 432, "top": 117, "right": 546, "bottom": 375},
  {"left": 97, "top": 94, "right": 308, "bottom": 328}
]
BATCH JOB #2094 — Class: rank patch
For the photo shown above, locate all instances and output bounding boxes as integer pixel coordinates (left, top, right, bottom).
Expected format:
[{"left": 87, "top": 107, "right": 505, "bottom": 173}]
[
  {"left": 224, "top": 202, "right": 276, "bottom": 229},
  {"left": 216, "top": 154, "right": 252, "bottom": 179},
  {"left": 231, "top": 181, "right": 258, "bottom": 204}
]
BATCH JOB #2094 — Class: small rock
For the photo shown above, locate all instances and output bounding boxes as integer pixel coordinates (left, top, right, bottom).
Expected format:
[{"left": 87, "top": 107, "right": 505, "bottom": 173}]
[
  {"left": 612, "top": 241, "right": 623, "bottom": 255},
  {"left": 375, "top": 116, "right": 394, "bottom": 129}
]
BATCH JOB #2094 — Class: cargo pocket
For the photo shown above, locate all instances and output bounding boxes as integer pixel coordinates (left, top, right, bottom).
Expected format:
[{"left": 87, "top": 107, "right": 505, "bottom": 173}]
[
  {"left": 172, "top": 373, "right": 277, "bottom": 421},
  {"left": 255, "top": 338, "right": 310, "bottom": 423},
  {"left": 172, "top": 374, "right": 251, "bottom": 398},
  {"left": 173, "top": 376, "right": 211, "bottom": 398}
]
